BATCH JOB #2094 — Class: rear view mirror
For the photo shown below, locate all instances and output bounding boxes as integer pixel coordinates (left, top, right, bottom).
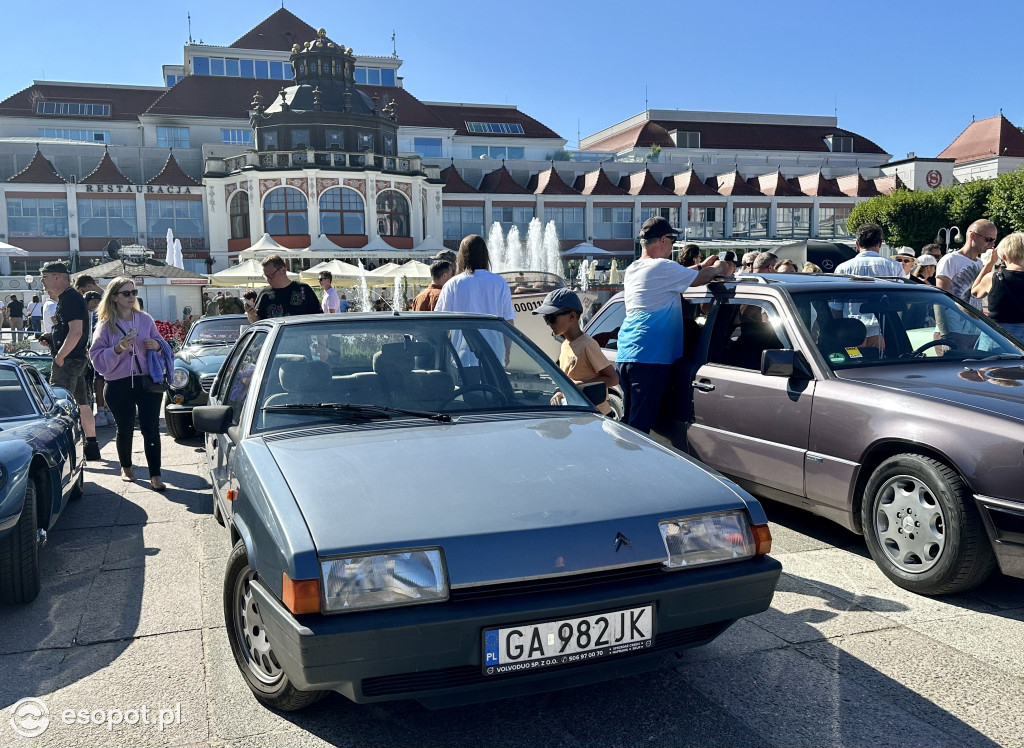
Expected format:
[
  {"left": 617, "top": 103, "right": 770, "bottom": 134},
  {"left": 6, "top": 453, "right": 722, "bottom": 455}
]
[
  {"left": 579, "top": 382, "right": 608, "bottom": 407},
  {"left": 192, "top": 405, "right": 233, "bottom": 433},
  {"left": 761, "top": 349, "right": 813, "bottom": 379}
]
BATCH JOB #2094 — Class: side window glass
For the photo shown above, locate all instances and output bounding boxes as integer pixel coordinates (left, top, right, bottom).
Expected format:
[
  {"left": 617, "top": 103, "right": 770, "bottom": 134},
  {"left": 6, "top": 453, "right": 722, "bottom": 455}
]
[
  {"left": 222, "top": 332, "right": 268, "bottom": 425},
  {"left": 211, "top": 332, "right": 253, "bottom": 401},
  {"left": 587, "top": 301, "right": 626, "bottom": 350},
  {"left": 24, "top": 368, "right": 53, "bottom": 411},
  {"left": 682, "top": 298, "right": 711, "bottom": 360},
  {"left": 707, "top": 299, "right": 790, "bottom": 370}
]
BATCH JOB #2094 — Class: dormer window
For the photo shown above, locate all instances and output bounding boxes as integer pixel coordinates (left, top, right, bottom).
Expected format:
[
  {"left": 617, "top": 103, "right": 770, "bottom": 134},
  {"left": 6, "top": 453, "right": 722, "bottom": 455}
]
[
  {"left": 36, "top": 102, "right": 110, "bottom": 117},
  {"left": 291, "top": 129, "right": 310, "bottom": 149},
  {"left": 674, "top": 130, "right": 700, "bottom": 148},
  {"left": 827, "top": 135, "right": 854, "bottom": 153},
  {"left": 263, "top": 131, "right": 278, "bottom": 151}
]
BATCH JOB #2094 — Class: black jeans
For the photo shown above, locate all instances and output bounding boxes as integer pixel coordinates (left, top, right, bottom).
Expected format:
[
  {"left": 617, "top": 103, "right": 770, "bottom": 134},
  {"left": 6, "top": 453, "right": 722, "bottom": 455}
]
[
  {"left": 104, "top": 376, "right": 163, "bottom": 476},
  {"left": 616, "top": 361, "right": 673, "bottom": 434}
]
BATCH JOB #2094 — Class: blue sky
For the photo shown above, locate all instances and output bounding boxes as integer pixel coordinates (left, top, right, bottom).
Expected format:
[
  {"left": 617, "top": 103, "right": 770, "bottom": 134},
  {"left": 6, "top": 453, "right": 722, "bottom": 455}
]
[{"left": 4, "top": 0, "right": 1022, "bottom": 160}]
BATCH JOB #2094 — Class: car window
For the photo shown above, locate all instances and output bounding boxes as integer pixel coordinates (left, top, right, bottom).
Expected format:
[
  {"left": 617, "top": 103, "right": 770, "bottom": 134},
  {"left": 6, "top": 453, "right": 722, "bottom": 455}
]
[
  {"left": 23, "top": 367, "right": 53, "bottom": 411},
  {"left": 222, "top": 331, "right": 268, "bottom": 426},
  {"left": 211, "top": 331, "right": 254, "bottom": 401},
  {"left": 586, "top": 300, "right": 625, "bottom": 350},
  {"left": 790, "top": 289, "right": 1022, "bottom": 369},
  {"left": 186, "top": 317, "right": 249, "bottom": 345},
  {"left": 706, "top": 299, "right": 791, "bottom": 370},
  {"left": 252, "top": 318, "right": 595, "bottom": 433},
  {"left": 0, "top": 367, "right": 36, "bottom": 419}
]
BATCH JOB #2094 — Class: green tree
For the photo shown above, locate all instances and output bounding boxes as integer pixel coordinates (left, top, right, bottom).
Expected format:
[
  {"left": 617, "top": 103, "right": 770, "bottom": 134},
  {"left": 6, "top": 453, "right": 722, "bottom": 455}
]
[
  {"left": 985, "top": 168, "right": 1024, "bottom": 233},
  {"left": 946, "top": 179, "right": 994, "bottom": 233},
  {"left": 846, "top": 195, "right": 887, "bottom": 236},
  {"left": 846, "top": 189, "right": 948, "bottom": 248}
]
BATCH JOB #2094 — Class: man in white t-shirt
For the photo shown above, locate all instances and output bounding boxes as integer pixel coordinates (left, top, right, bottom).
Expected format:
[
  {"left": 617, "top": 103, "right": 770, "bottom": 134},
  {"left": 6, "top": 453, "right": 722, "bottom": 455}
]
[
  {"left": 615, "top": 217, "right": 732, "bottom": 433},
  {"left": 435, "top": 234, "right": 515, "bottom": 367},
  {"left": 935, "top": 218, "right": 997, "bottom": 348},
  {"left": 834, "top": 224, "right": 904, "bottom": 278},
  {"left": 318, "top": 271, "right": 340, "bottom": 313},
  {"left": 41, "top": 297, "right": 57, "bottom": 334}
]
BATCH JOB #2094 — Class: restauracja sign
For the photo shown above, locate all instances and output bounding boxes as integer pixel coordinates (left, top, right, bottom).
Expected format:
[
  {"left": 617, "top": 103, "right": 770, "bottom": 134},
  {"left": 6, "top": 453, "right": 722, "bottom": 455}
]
[{"left": 81, "top": 185, "right": 194, "bottom": 194}]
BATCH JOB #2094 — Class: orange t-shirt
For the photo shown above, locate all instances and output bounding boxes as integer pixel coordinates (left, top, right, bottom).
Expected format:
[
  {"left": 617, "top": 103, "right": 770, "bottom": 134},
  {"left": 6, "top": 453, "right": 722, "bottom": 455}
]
[
  {"left": 412, "top": 285, "right": 443, "bottom": 311},
  {"left": 559, "top": 333, "right": 612, "bottom": 414}
]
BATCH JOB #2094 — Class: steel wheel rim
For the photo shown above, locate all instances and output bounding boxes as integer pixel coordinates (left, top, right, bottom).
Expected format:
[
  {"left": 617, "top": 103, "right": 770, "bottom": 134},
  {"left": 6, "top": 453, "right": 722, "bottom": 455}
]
[
  {"left": 232, "top": 567, "right": 284, "bottom": 685},
  {"left": 873, "top": 474, "right": 945, "bottom": 574}
]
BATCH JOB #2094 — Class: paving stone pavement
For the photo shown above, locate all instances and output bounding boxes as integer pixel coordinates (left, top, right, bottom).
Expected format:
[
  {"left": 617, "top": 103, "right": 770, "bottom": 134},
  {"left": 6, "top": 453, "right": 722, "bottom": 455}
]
[{"left": 1, "top": 425, "right": 1022, "bottom": 748}]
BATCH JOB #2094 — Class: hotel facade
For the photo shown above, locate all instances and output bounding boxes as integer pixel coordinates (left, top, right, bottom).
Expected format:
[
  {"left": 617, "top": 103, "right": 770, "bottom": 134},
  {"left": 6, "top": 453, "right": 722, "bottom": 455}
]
[{"left": 0, "top": 9, "right": 921, "bottom": 275}]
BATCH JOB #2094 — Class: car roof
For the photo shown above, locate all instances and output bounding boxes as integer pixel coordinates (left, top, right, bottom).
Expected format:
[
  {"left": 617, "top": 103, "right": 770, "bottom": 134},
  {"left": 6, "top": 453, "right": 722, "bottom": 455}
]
[
  {"left": 688, "top": 273, "right": 935, "bottom": 295},
  {"left": 252, "top": 312, "right": 507, "bottom": 328}
]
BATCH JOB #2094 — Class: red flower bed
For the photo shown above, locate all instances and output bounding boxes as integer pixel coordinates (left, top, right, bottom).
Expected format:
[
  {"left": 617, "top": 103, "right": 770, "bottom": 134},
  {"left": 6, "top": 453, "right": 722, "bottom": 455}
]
[{"left": 155, "top": 316, "right": 194, "bottom": 344}]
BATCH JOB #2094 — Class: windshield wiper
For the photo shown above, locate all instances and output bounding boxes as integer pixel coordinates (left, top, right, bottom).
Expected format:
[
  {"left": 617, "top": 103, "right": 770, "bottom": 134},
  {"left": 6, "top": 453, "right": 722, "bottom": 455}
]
[
  {"left": 961, "top": 354, "right": 1024, "bottom": 362},
  {"left": 262, "top": 402, "right": 452, "bottom": 422}
]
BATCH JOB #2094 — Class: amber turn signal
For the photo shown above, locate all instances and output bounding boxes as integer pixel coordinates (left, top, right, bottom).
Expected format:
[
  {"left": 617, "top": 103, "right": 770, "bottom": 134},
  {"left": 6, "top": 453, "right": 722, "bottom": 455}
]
[
  {"left": 226, "top": 489, "right": 237, "bottom": 502},
  {"left": 751, "top": 524, "right": 772, "bottom": 555},
  {"left": 282, "top": 572, "right": 321, "bottom": 614}
]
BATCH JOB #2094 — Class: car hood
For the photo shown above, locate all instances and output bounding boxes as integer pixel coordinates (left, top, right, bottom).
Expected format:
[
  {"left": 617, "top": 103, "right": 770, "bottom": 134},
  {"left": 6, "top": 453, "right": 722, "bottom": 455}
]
[
  {"left": 837, "top": 361, "right": 1024, "bottom": 423},
  {"left": 175, "top": 344, "right": 235, "bottom": 373},
  {"left": 262, "top": 415, "right": 754, "bottom": 586}
]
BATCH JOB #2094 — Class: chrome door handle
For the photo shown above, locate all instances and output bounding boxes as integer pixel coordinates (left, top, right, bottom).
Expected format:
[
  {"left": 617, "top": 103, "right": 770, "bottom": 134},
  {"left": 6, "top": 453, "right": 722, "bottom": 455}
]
[{"left": 692, "top": 380, "right": 716, "bottom": 392}]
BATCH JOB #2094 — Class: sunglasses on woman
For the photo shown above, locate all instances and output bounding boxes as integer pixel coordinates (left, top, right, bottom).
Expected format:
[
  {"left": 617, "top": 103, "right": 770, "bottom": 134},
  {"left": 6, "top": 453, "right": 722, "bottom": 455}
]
[{"left": 117, "top": 289, "right": 139, "bottom": 297}]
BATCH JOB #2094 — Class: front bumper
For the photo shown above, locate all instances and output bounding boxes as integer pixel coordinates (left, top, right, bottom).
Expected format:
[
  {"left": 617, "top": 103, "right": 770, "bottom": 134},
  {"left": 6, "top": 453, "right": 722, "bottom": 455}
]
[
  {"left": 165, "top": 394, "right": 208, "bottom": 416},
  {"left": 250, "top": 555, "right": 781, "bottom": 707},
  {"left": 975, "top": 494, "right": 1024, "bottom": 579}
]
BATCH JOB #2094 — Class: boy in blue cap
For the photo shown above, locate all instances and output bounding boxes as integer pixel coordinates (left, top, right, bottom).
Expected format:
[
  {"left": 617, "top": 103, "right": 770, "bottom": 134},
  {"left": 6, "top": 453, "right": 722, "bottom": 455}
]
[{"left": 533, "top": 288, "right": 618, "bottom": 415}]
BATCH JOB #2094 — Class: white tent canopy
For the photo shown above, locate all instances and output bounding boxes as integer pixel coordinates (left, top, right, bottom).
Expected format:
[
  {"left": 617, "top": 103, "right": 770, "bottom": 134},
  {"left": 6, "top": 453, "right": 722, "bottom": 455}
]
[
  {"left": 298, "top": 259, "right": 367, "bottom": 286},
  {"left": 208, "top": 258, "right": 299, "bottom": 287},
  {"left": 561, "top": 242, "right": 615, "bottom": 258},
  {"left": 366, "top": 260, "right": 432, "bottom": 286},
  {"left": 238, "top": 233, "right": 286, "bottom": 260},
  {"left": 0, "top": 240, "right": 30, "bottom": 256},
  {"left": 307, "top": 233, "right": 344, "bottom": 252},
  {"left": 413, "top": 236, "right": 447, "bottom": 254}
]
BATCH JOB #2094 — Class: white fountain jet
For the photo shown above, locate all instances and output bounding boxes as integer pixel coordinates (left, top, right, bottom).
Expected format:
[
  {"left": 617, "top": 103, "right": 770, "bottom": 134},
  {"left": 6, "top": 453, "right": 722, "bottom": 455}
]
[
  {"left": 542, "top": 220, "right": 562, "bottom": 277},
  {"left": 487, "top": 222, "right": 507, "bottom": 272},
  {"left": 358, "top": 261, "right": 371, "bottom": 312}
]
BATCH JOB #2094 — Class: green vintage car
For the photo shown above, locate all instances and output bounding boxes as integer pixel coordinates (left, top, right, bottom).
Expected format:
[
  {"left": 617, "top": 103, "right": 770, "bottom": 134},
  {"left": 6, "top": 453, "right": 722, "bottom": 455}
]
[{"left": 164, "top": 315, "right": 249, "bottom": 439}]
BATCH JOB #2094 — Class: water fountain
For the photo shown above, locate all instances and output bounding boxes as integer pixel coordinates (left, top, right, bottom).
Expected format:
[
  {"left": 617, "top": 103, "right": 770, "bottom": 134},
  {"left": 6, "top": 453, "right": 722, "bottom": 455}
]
[
  {"left": 577, "top": 259, "right": 590, "bottom": 294},
  {"left": 541, "top": 220, "right": 561, "bottom": 276},
  {"left": 393, "top": 275, "right": 402, "bottom": 311},
  {"left": 487, "top": 223, "right": 507, "bottom": 271},
  {"left": 506, "top": 225, "right": 524, "bottom": 270},
  {"left": 489, "top": 218, "right": 563, "bottom": 277},
  {"left": 358, "top": 261, "right": 371, "bottom": 312}
]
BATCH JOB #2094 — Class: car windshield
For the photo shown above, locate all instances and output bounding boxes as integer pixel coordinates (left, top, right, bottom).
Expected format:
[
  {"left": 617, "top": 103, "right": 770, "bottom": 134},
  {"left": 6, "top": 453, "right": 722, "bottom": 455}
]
[
  {"left": 0, "top": 367, "right": 35, "bottom": 419},
  {"left": 250, "top": 317, "right": 596, "bottom": 433},
  {"left": 185, "top": 317, "right": 249, "bottom": 346},
  {"left": 791, "top": 288, "right": 1024, "bottom": 370}
]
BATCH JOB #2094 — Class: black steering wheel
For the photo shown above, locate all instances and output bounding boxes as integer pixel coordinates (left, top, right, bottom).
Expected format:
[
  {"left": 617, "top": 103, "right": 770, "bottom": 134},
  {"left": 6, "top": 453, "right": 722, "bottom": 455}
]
[
  {"left": 905, "top": 337, "right": 959, "bottom": 358},
  {"left": 441, "top": 384, "right": 510, "bottom": 409}
]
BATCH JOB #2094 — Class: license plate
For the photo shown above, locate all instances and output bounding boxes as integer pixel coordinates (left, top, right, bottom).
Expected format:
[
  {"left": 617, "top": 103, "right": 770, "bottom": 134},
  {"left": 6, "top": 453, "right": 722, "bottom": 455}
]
[{"left": 482, "top": 604, "right": 654, "bottom": 676}]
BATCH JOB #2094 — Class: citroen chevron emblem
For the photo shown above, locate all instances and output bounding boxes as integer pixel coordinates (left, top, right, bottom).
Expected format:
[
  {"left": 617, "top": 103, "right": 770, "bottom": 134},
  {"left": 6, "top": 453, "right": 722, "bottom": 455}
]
[{"left": 613, "top": 532, "right": 633, "bottom": 552}]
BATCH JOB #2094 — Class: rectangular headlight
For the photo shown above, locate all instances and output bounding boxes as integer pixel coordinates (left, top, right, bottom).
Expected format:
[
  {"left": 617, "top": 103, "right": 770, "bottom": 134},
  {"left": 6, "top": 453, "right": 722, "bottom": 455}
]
[
  {"left": 659, "top": 511, "right": 755, "bottom": 568},
  {"left": 320, "top": 548, "right": 448, "bottom": 613}
]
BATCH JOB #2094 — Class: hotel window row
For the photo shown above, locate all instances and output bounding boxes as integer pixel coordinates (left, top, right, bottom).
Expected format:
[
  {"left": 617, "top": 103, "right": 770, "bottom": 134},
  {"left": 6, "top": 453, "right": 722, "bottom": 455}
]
[
  {"left": 38, "top": 128, "right": 110, "bottom": 143},
  {"left": 353, "top": 67, "right": 397, "bottom": 87},
  {"left": 230, "top": 187, "right": 409, "bottom": 239},
  {"left": 191, "top": 56, "right": 294, "bottom": 80},
  {"left": 35, "top": 102, "right": 110, "bottom": 117}
]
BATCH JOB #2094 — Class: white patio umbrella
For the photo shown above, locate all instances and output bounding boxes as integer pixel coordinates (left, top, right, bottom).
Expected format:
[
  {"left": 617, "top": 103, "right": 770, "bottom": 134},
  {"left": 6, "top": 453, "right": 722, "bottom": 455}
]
[
  {"left": 560, "top": 242, "right": 615, "bottom": 258},
  {"left": 366, "top": 260, "right": 432, "bottom": 286},
  {"left": 172, "top": 238, "right": 185, "bottom": 270},
  {"left": 299, "top": 259, "right": 367, "bottom": 286},
  {"left": 165, "top": 229, "right": 175, "bottom": 265},
  {"left": 208, "top": 259, "right": 299, "bottom": 287},
  {"left": 0, "top": 240, "right": 30, "bottom": 256}
]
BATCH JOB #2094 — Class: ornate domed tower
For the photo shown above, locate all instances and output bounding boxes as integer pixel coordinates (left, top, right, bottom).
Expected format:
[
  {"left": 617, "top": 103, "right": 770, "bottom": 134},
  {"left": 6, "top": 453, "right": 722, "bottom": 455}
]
[{"left": 250, "top": 28, "right": 398, "bottom": 164}]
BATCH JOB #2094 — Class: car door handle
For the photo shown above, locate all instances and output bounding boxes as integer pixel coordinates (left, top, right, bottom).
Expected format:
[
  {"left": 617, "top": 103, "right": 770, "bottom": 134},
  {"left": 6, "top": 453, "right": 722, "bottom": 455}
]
[{"left": 692, "top": 380, "right": 715, "bottom": 392}]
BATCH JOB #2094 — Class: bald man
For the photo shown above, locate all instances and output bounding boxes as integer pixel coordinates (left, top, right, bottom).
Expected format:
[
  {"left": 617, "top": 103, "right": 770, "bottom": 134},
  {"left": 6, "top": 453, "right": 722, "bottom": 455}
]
[{"left": 935, "top": 218, "right": 998, "bottom": 348}]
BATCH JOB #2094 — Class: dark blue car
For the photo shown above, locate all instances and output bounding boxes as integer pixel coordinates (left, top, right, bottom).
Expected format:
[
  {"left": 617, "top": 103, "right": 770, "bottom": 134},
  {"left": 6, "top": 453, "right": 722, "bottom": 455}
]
[{"left": 0, "top": 357, "right": 85, "bottom": 604}]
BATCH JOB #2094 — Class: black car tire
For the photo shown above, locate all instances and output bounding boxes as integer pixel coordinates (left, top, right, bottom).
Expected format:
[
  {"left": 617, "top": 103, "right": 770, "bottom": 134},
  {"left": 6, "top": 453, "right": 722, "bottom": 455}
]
[
  {"left": 224, "top": 541, "right": 327, "bottom": 711},
  {"left": 164, "top": 406, "right": 195, "bottom": 440},
  {"left": 0, "top": 476, "right": 41, "bottom": 604},
  {"left": 862, "top": 453, "right": 995, "bottom": 595},
  {"left": 69, "top": 468, "right": 84, "bottom": 502},
  {"left": 606, "top": 391, "right": 624, "bottom": 421}
]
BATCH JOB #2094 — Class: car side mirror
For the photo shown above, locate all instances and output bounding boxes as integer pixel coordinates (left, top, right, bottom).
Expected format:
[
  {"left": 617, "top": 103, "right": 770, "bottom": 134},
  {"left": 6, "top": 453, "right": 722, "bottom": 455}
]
[
  {"left": 761, "top": 349, "right": 813, "bottom": 379},
  {"left": 579, "top": 382, "right": 607, "bottom": 407},
  {"left": 192, "top": 405, "right": 233, "bottom": 433}
]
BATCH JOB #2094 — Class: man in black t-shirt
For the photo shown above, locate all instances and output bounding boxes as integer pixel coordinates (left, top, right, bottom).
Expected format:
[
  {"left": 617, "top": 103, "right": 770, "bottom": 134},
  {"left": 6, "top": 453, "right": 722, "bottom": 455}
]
[
  {"left": 255, "top": 255, "right": 322, "bottom": 319},
  {"left": 7, "top": 295, "right": 24, "bottom": 341},
  {"left": 40, "top": 261, "right": 99, "bottom": 460}
]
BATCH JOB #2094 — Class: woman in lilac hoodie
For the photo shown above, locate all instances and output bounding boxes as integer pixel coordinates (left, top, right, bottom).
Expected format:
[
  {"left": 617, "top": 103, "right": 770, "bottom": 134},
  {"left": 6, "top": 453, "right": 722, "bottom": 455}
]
[{"left": 90, "top": 277, "right": 168, "bottom": 491}]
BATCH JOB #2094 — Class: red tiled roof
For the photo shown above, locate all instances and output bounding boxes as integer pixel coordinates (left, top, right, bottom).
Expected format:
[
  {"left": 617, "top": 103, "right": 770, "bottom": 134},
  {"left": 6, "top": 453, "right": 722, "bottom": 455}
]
[
  {"left": 574, "top": 169, "right": 626, "bottom": 195},
  {"left": 752, "top": 171, "right": 802, "bottom": 197},
  {"left": 873, "top": 174, "right": 906, "bottom": 195},
  {"left": 0, "top": 83, "right": 164, "bottom": 122},
  {"left": 144, "top": 76, "right": 282, "bottom": 118},
  {"left": 585, "top": 120, "right": 675, "bottom": 152},
  {"left": 358, "top": 85, "right": 447, "bottom": 128},
  {"left": 7, "top": 149, "right": 66, "bottom": 184},
  {"left": 585, "top": 117, "right": 887, "bottom": 155},
  {"left": 937, "top": 114, "right": 1024, "bottom": 163},
  {"left": 527, "top": 167, "right": 578, "bottom": 195},
  {"left": 479, "top": 165, "right": 529, "bottom": 194},
  {"left": 791, "top": 171, "right": 843, "bottom": 197},
  {"left": 835, "top": 173, "right": 879, "bottom": 197},
  {"left": 619, "top": 169, "right": 673, "bottom": 195},
  {"left": 662, "top": 170, "right": 717, "bottom": 196},
  {"left": 147, "top": 152, "right": 201, "bottom": 186},
  {"left": 424, "top": 103, "right": 561, "bottom": 139},
  {"left": 440, "top": 165, "right": 477, "bottom": 193},
  {"left": 80, "top": 149, "right": 132, "bottom": 185},
  {"left": 708, "top": 170, "right": 760, "bottom": 197},
  {"left": 230, "top": 8, "right": 318, "bottom": 51}
]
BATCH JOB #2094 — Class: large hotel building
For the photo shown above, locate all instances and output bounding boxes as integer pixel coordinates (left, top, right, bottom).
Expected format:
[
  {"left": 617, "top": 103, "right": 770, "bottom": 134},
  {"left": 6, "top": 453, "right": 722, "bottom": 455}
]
[{"left": 3, "top": 8, "right": 999, "bottom": 275}]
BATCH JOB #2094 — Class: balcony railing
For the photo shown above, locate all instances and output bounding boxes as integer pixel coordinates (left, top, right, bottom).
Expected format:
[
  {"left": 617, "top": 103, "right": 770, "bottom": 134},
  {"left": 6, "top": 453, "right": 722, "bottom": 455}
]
[{"left": 208, "top": 150, "right": 424, "bottom": 176}]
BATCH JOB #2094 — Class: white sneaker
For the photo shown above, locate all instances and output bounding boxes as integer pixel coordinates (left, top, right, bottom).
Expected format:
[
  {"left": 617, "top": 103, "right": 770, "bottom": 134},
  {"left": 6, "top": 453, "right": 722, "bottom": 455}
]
[
  {"left": 94, "top": 410, "right": 109, "bottom": 427},
  {"left": 103, "top": 407, "right": 115, "bottom": 426}
]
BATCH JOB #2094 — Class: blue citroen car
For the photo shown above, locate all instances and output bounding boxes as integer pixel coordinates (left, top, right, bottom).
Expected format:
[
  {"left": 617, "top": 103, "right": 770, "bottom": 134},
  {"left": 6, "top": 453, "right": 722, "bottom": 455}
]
[
  {"left": 193, "top": 314, "right": 781, "bottom": 710},
  {"left": 0, "top": 357, "right": 85, "bottom": 604}
]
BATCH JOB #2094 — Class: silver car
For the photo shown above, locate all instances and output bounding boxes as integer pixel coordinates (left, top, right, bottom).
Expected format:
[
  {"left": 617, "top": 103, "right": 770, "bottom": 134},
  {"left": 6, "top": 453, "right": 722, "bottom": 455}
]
[{"left": 194, "top": 313, "right": 781, "bottom": 710}]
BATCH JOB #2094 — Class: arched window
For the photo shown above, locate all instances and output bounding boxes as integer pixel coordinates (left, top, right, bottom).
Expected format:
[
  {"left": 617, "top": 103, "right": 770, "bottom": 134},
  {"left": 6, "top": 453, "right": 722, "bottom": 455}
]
[
  {"left": 263, "top": 187, "right": 308, "bottom": 235},
  {"left": 229, "top": 191, "right": 250, "bottom": 240},
  {"left": 319, "top": 187, "right": 365, "bottom": 235},
  {"left": 376, "top": 190, "right": 409, "bottom": 237}
]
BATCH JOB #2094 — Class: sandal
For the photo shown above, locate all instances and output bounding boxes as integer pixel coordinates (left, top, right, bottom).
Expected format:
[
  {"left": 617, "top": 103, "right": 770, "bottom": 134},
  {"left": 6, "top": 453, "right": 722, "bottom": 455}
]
[
  {"left": 150, "top": 477, "right": 166, "bottom": 492},
  {"left": 121, "top": 467, "right": 134, "bottom": 482}
]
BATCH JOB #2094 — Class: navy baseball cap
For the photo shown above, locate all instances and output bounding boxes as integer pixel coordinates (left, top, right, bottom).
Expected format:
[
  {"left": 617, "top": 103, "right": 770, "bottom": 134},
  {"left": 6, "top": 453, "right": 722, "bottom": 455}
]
[{"left": 533, "top": 287, "right": 583, "bottom": 315}]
